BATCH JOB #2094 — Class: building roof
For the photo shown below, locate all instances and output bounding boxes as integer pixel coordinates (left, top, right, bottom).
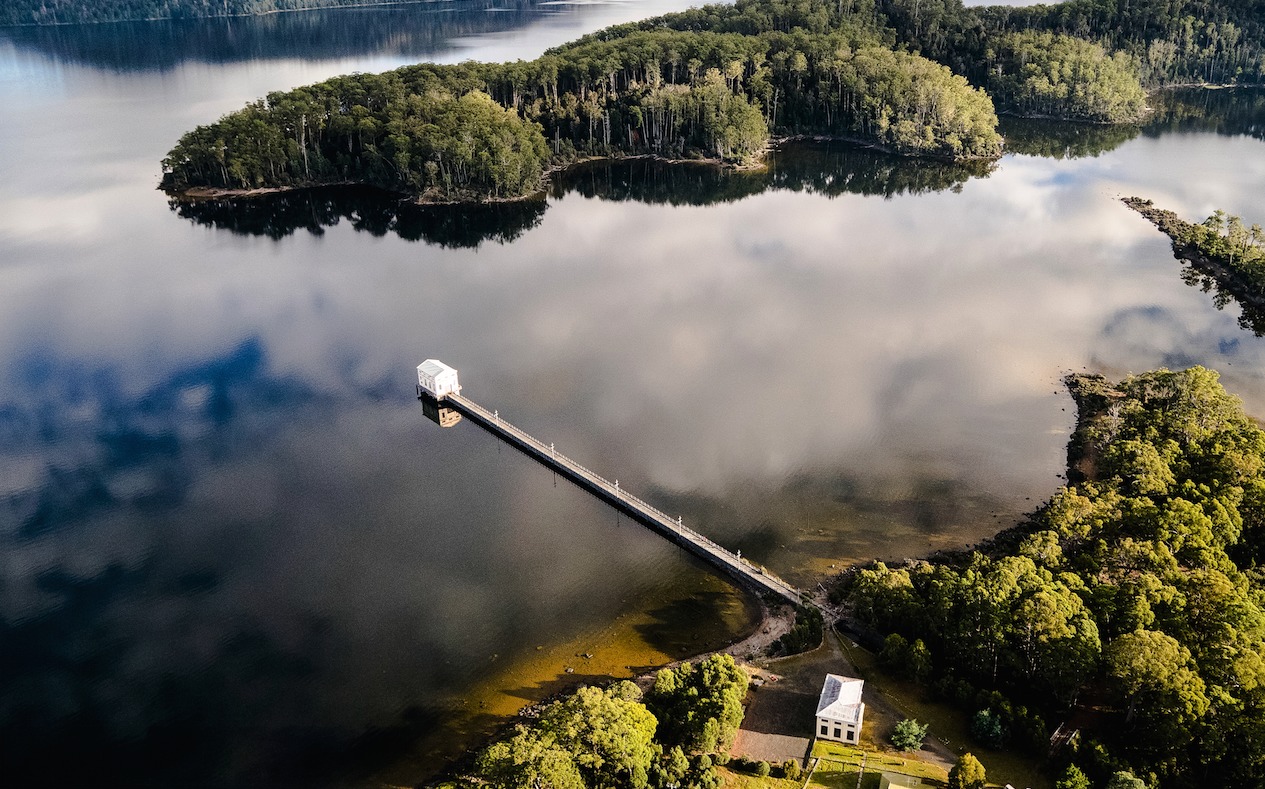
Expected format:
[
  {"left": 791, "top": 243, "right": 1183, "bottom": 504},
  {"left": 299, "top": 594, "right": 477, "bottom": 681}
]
[
  {"left": 879, "top": 773, "right": 922, "bottom": 789},
  {"left": 816, "top": 674, "right": 864, "bottom": 722},
  {"left": 418, "top": 359, "right": 456, "bottom": 378}
]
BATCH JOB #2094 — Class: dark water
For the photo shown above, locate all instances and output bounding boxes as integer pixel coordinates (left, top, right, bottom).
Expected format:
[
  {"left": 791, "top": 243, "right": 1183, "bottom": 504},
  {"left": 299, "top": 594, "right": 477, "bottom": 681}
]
[
  {"left": 0, "top": 0, "right": 554, "bottom": 72},
  {"left": 4, "top": 5, "right": 1265, "bottom": 787}
]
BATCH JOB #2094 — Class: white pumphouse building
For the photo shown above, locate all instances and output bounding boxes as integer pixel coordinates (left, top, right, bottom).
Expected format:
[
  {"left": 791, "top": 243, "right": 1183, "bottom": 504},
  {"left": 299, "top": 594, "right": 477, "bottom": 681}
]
[
  {"left": 815, "top": 674, "right": 865, "bottom": 744},
  {"left": 417, "top": 359, "right": 461, "bottom": 399}
]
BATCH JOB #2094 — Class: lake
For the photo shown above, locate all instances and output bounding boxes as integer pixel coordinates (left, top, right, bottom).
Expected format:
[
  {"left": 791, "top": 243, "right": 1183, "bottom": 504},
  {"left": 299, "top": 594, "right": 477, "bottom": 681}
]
[{"left": 2, "top": 3, "right": 1265, "bottom": 787}]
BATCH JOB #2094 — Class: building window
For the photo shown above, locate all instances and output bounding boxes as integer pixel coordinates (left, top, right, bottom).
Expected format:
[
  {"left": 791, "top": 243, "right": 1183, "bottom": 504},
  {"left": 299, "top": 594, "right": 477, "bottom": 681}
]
[
  {"left": 846, "top": 730, "right": 855, "bottom": 741},
  {"left": 834, "top": 728, "right": 842, "bottom": 739},
  {"left": 820, "top": 725, "right": 828, "bottom": 736}
]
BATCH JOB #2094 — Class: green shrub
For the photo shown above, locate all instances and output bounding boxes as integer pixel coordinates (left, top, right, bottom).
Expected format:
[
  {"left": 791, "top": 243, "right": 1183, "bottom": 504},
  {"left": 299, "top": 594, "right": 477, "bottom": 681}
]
[
  {"left": 891, "top": 718, "right": 929, "bottom": 752},
  {"left": 781, "top": 759, "right": 803, "bottom": 780},
  {"left": 1054, "top": 764, "right": 1091, "bottom": 789},
  {"left": 970, "top": 708, "right": 1007, "bottom": 748},
  {"left": 948, "top": 753, "right": 986, "bottom": 789}
]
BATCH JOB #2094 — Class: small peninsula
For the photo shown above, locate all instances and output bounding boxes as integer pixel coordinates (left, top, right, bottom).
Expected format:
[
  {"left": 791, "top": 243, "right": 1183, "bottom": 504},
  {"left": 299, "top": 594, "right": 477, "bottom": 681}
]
[{"left": 1125, "top": 197, "right": 1265, "bottom": 333}]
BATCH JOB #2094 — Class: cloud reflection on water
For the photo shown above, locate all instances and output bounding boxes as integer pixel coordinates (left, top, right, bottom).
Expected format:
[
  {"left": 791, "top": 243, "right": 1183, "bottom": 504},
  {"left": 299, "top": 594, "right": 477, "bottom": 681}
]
[{"left": 4, "top": 21, "right": 1265, "bottom": 784}]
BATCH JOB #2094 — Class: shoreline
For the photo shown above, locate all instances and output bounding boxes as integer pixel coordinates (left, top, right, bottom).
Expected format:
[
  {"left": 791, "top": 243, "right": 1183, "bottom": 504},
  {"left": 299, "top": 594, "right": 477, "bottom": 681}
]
[
  {"left": 160, "top": 133, "right": 1003, "bottom": 206},
  {"left": 420, "top": 593, "right": 798, "bottom": 786},
  {"left": 162, "top": 150, "right": 762, "bottom": 206}
]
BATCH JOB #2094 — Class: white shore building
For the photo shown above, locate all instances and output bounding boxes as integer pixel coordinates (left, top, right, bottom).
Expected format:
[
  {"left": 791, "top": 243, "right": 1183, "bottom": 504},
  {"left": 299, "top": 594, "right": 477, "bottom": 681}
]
[
  {"left": 417, "top": 359, "right": 461, "bottom": 399},
  {"left": 815, "top": 674, "right": 865, "bottom": 744}
]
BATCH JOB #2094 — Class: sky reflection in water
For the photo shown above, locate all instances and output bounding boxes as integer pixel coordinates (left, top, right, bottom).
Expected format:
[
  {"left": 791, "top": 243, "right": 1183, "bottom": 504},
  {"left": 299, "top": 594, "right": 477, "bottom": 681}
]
[{"left": 3, "top": 5, "right": 1265, "bottom": 786}]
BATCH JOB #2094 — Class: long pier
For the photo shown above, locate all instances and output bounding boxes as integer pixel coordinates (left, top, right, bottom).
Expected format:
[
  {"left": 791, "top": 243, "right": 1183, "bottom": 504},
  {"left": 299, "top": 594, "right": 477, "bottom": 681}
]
[{"left": 435, "top": 391, "right": 803, "bottom": 606}]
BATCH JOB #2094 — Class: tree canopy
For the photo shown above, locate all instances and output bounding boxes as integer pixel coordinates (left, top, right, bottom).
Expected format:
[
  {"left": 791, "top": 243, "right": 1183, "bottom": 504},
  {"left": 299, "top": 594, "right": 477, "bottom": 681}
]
[
  {"left": 645, "top": 654, "right": 749, "bottom": 754},
  {"left": 467, "top": 656, "right": 749, "bottom": 789},
  {"left": 986, "top": 32, "right": 1149, "bottom": 123},
  {"left": 877, "top": 0, "right": 1265, "bottom": 89},
  {"left": 948, "top": 753, "right": 986, "bottom": 789},
  {"left": 160, "top": 0, "right": 1016, "bottom": 201},
  {"left": 890, "top": 718, "right": 930, "bottom": 751},
  {"left": 838, "top": 366, "right": 1265, "bottom": 786},
  {"left": 159, "top": 0, "right": 1265, "bottom": 201}
]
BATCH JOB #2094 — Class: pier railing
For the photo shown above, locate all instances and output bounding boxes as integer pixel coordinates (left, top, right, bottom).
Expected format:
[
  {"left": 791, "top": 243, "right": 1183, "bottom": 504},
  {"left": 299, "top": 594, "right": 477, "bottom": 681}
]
[{"left": 444, "top": 393, "right": 802, "bottom": 605}]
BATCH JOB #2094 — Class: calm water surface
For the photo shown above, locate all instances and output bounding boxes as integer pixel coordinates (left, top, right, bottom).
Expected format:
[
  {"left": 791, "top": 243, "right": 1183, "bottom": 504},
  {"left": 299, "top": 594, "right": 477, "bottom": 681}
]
[{"left": 3, "top": 5, "right": 1265, "bottom": 786}]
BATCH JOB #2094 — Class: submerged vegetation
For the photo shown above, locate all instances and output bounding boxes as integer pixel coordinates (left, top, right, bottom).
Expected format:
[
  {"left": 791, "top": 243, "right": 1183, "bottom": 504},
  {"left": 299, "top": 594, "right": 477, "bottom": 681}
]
[{"left": 835, "top": 367, "right": 1265, "bottom": 787}]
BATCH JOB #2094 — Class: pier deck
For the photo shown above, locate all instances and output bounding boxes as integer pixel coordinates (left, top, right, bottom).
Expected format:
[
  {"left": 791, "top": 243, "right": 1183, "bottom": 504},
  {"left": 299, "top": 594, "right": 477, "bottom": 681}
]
[{"left": 439, "top": 392, "right": 803, "bottom": 606}]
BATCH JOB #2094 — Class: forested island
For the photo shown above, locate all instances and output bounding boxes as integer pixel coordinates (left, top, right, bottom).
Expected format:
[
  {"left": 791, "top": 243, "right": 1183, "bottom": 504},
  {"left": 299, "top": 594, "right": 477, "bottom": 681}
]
[
  {"left": 153, "top": 0, "right": 1265, "bottom": 203},
  {"left": 835, "top": 367, "right": 1265, "bottom": 787},
  {"left": 160, "top": 0, "right": 1004, "bottom": 201},
  {"left": 1125, "top": 197, "right": 1265, "bottom": 334},
  {"left": 164, "top": 91, "right": 1265, "bottom": 247}
]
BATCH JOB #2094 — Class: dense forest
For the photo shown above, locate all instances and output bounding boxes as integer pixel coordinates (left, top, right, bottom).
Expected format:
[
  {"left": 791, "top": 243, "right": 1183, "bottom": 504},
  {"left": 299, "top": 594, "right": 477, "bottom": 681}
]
[
  {"left": 836, "top": 367, "right": 1265, "bottom": 787},
  {"left": 158, "top": 0, "right": 1265, "bottom": 201},
  {"left": 979, "top": 0, "right": 1265, "bottom": 86},
  {"left": 878, "top": 0, "right": 1265, "bottom": 89},
  {"left": 984, "top": 32, "right": 1148, "bottom": 122},
  {"left": 161, "top": 0, "right": 1008, "bottom": 200},
  {"left": 440, "top": 654, "right": 754, "bottom": 789}
]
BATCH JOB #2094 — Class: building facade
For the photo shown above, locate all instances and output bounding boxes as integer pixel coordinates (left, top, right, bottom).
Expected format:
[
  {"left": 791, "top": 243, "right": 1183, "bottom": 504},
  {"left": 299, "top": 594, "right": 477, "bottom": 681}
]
[
  {"left": 815, "top": 674, "right": 865, "bottom": 744},
  {"left": 417, "top": 359, "right": 461, "bottom": 398}
]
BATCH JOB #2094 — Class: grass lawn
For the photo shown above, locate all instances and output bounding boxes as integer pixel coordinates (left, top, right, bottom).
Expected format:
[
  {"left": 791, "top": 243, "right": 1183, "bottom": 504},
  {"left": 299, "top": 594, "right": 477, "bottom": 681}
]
[
  {"left": 809, "top": 770, "right": 874, "bottom": 789},
  {"left": 811, "top": 738, "right": 948, "bottom": 788},
  {"left": 811, "top": 741, "right": 867, "bottom": 767},
  {"left": 861, "top": 751, "right": 946, "bottom": 782}
]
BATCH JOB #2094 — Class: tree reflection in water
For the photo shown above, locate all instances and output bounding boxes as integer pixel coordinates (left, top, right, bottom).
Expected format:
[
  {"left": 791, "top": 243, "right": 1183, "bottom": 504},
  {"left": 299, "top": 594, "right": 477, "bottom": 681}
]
[
  {"left": 170, "top": 186, "right": 548, "bottom": 248},
  {"left": 171, "top": 141, "right": 996, "bottom": 246}
]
